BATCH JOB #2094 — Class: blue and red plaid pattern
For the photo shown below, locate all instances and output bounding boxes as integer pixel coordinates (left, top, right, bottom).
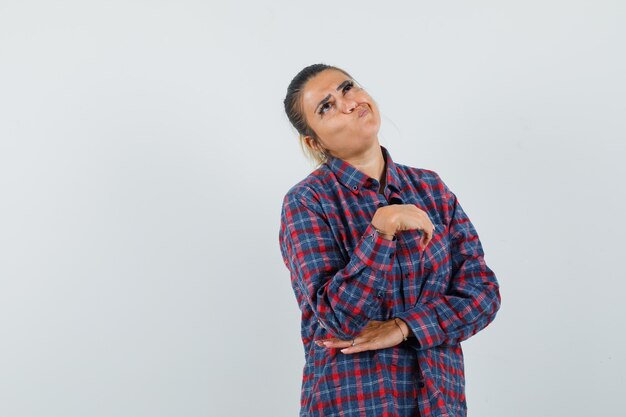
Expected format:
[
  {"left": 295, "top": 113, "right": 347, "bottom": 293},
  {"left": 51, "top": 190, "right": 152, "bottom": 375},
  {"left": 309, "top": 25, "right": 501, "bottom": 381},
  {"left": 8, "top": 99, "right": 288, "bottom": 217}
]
[{"left": 279, "top": 145, "right": 501, "bottom": 417}]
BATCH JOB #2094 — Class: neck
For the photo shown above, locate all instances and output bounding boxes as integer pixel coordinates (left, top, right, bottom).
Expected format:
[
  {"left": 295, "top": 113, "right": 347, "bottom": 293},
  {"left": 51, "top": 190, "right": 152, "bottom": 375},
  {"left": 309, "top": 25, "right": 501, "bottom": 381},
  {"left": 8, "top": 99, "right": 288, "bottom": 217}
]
[{"left": 343, "top": 144, "right": 385, "bottom": 187}]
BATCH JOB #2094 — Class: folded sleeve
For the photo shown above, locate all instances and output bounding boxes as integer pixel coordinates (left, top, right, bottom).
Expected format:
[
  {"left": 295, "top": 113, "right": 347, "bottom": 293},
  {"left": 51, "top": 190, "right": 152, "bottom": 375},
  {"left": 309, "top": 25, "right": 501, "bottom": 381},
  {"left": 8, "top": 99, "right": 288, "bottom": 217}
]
[
  {"left": 279, "top": 188, "right": 396, "bottom": 340},
  {"left": 395, "top": 174, "right": 502, "bottom": 350}
]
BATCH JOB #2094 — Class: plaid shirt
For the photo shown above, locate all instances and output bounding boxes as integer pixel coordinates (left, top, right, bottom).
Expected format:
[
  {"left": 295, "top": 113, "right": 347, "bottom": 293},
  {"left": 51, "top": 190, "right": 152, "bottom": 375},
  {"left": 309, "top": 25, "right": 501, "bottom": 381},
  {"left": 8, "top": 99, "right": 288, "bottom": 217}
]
[{"left": 279, "top": 145, "right": 501, "bottom": 417}]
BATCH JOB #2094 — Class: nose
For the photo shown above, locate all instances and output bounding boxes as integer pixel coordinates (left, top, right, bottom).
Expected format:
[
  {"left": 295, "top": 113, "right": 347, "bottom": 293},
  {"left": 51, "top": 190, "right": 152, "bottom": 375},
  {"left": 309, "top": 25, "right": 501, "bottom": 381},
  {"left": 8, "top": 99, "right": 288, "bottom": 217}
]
[{"left": 341, "top": 98, "right": 359, "bottom": 114}]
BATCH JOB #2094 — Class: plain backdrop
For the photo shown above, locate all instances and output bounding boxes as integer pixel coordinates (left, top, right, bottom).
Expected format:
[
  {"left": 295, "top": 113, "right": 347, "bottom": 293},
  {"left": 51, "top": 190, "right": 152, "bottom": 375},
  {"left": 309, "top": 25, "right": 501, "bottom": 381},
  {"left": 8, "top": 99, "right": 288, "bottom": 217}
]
[{"left": 1, "top": 1, "right": 624, "bottom": 416}]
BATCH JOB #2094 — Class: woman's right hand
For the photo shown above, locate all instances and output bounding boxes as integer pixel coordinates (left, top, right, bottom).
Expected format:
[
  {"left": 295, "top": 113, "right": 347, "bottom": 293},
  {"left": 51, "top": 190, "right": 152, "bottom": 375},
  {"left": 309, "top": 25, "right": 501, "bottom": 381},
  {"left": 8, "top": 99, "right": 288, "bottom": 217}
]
[{"left": 371, "top": 204, "right": 435, "bottom": 248}]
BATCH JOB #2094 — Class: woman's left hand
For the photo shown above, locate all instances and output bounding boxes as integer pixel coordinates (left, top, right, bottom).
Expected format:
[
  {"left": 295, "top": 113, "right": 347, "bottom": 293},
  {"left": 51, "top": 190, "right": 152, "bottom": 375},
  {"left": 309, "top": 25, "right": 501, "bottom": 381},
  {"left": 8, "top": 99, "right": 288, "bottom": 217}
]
[{"left": 315, "top": 319, "right": 409, "bottom": 354}]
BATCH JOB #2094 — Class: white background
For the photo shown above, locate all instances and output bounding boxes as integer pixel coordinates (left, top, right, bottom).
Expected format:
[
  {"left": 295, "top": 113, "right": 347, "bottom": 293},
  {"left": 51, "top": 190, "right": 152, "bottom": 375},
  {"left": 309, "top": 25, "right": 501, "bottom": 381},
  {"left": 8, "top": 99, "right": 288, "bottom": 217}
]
[{"left": 1, "top": 1, "right": 624, "bottom": 416}]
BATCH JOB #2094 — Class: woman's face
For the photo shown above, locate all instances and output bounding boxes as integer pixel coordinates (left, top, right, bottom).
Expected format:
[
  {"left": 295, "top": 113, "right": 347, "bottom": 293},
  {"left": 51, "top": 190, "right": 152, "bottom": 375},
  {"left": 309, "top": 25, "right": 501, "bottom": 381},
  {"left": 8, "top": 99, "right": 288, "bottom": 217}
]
[{"left": 300, "top": 69, "right": 381, "bottom": 160}]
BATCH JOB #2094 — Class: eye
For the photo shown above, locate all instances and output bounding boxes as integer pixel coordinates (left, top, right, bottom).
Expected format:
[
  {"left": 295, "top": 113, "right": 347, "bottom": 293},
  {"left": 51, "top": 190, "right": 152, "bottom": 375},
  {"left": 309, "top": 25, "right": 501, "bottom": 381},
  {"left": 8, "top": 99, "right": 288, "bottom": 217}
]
[
  {"left": 318, "top": 81, "right": 355, "bottom": 116},
  {"left": 318, "top": 102, "right": 332, "bottom": 115}
]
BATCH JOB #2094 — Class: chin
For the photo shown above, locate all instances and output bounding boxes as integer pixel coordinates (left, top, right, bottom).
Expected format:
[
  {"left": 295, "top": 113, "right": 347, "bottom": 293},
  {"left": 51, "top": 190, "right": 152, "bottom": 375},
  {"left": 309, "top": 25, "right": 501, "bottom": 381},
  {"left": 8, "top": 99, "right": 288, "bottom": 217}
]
[{"left": 362, "top": 126, "right": 381, "bottom": 142}]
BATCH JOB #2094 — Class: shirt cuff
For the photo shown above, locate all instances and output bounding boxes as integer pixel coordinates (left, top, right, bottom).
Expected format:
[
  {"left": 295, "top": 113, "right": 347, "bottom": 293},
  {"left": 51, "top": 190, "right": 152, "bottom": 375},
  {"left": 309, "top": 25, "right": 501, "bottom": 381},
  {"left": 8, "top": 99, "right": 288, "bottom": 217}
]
[
  {"left": 353, "top": 223, "right": 397, "bottom": 272},
  {"left": 394, "top": 302, "right": 446, "bottom": 350}
]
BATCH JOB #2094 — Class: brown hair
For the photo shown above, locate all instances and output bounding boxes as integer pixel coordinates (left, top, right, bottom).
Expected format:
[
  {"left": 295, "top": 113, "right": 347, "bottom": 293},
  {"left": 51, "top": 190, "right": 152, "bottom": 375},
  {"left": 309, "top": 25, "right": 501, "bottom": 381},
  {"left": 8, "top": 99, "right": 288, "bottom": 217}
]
[{"left": 283, "top": 63, "right": 354, "bottom": 166}]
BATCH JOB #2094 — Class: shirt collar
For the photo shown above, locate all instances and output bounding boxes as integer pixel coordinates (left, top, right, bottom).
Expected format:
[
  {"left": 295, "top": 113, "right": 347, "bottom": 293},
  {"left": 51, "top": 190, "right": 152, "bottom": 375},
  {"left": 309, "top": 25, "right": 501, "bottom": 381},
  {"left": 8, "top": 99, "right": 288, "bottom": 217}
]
[{"left": 325, "top": 145, "right": 402, "bottom": 195}]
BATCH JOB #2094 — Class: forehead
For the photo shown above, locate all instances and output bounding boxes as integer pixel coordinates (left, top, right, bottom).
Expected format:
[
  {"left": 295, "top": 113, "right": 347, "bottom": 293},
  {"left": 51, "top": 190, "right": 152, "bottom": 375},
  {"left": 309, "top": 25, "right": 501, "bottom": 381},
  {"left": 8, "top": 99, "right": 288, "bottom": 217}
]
[{"left": 301, "top": 69, "right": 350, "bottom": 113}]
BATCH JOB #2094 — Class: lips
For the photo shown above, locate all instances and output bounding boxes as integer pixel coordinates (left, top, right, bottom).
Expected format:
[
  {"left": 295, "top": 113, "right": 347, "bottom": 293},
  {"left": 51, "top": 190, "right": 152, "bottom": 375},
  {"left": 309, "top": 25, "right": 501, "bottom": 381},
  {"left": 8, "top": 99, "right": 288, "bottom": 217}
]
[{"left": 357, "top": 106, "right": 369, "bottom": 118}]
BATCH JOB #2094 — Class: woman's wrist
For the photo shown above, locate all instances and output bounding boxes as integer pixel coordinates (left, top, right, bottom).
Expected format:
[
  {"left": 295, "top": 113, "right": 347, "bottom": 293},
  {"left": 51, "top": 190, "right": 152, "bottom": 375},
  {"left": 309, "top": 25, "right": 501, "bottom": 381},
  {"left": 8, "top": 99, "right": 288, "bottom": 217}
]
[
  {"left": 371, "top": 210, "right": 397, "bottom": 240},
  {"left": 371, "top": 218, "right": 396, "bottom": 240},
  {"left": 372, "top": 225, "right": 395, "bottom": 240},
  {"left": 394, "top": 318, "right": 413, "bottom": 338}
]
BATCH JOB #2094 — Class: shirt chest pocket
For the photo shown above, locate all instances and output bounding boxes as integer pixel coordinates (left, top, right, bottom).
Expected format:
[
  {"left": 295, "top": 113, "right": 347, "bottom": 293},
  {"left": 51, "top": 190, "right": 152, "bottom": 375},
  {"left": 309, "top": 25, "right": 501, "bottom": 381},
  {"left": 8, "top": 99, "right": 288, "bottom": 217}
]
[
  {"left": 424, "top": 223, "right": 451, "bottom": 270},
  {"left": 421, "top": 223, "right": 452, "bottom": 293}
]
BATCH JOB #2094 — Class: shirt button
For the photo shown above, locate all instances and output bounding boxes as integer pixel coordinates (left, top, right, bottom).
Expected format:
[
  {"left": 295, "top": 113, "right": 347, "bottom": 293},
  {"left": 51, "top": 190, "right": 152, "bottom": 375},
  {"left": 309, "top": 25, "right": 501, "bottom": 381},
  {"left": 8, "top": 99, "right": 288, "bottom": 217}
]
[
  {"left": 377, "top": 290, "right": 384, "bottom": 298},
  {"left": 418, "top": 381, "right": 425, "bottom": 388},
  {"left": 352, "top": 185, "right": 358, "bottom": 191}
]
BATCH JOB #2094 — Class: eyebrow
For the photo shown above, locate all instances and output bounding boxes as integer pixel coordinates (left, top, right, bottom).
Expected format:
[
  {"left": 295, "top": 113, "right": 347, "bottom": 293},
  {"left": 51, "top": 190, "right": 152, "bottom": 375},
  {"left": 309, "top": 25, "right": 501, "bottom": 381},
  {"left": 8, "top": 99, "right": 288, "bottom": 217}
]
[{"left": 314, "top": 79, "right": 353, "bottom": 114}]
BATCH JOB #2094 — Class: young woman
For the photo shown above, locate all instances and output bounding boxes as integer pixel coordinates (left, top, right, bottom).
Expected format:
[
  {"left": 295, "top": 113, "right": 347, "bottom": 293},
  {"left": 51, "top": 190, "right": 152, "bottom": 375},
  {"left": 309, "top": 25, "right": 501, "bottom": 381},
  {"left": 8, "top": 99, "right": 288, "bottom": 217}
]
[{"left": 279, "top": 63, "right": 501, "bottom": 417}]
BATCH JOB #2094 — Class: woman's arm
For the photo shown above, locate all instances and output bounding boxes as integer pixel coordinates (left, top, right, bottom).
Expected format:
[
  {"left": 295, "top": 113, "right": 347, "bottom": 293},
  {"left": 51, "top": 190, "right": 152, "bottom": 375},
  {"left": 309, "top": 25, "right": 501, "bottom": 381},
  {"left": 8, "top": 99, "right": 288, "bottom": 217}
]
[
  {"left": 279, "top": 187, "right": 396, "bottom": 341},
  {"left": 394, "top": 173, "right": 502, "bottom": 349}
]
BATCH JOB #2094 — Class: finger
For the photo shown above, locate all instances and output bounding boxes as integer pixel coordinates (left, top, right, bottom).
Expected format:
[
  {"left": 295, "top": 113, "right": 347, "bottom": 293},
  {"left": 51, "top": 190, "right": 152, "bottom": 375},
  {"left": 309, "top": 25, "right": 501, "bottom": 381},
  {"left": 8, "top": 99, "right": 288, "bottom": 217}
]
[
  {"left": 340, "top": 342, "right": 373, "bottom": 354},
  {"left": 314, "top": 337, "right": 340, "bottom": 346},
  {"left": 420, "top": 225, "right": 435, "bottom": 248},
  {"left": 420, "top": 232, "right": 430, "bottom": 249},
  {"left": 322, "top": 338, "right": 353, "bottom": 349}
]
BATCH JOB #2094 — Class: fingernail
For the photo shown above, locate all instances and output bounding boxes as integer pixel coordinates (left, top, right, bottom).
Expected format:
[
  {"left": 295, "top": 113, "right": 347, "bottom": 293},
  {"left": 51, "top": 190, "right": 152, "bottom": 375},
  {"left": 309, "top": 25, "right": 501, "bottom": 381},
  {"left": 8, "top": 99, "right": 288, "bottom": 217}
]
[
  {"left": 314, "top": 340, "right": 323, "bottom": 347},
  {"left": 323, "top": 340, "right": 332, "bottom": 346},
  {"left": 340, "top": 348, "right": 348, "bottom": 353}
]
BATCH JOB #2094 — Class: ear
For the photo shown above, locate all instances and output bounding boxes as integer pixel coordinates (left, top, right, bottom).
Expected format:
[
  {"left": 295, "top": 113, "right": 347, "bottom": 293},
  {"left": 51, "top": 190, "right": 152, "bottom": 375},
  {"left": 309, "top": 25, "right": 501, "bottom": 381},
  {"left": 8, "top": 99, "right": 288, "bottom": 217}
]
[{"left": 303, "top": 135, "right": 320, "bottom": 153}]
